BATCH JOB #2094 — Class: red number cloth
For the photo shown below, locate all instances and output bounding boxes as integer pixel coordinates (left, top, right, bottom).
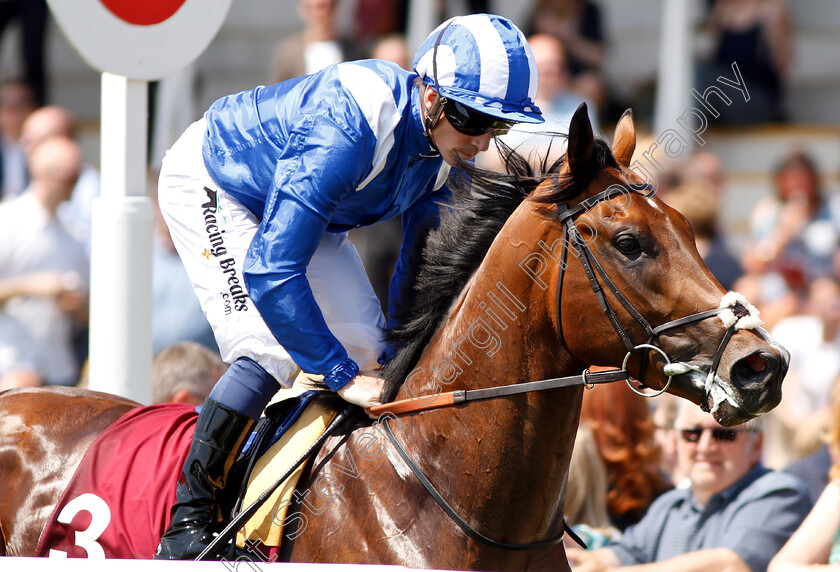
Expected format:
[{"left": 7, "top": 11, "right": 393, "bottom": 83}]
[{"left": 35, "top": 403, "right": 197, "bottom": 559}]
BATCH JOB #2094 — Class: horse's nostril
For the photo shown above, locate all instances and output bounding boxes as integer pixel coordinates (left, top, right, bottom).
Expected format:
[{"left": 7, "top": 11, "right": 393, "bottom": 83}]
[
  {"left": 743, "top": 353, "right": 767, "bottom": 373},
  {"left": 731, "top": 352, "right": 774, "bottom": 386}
]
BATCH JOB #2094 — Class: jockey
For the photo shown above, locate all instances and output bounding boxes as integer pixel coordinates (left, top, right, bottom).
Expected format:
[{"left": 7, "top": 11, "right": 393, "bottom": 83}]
[{"left": 154, "top": 13, "right": 542, "bottom": 560}]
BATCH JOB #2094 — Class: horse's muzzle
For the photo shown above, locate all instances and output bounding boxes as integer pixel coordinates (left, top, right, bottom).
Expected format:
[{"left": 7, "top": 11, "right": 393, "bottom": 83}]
[{"left": 716, "top": 346, "right": 789, "bottom": 426}]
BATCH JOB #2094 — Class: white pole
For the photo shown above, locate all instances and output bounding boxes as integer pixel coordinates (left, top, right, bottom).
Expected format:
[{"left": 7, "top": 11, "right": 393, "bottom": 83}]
[
  {"left": 407, "top": 0, "right": 437, "bottom": 55},
  {"left": 150, "top": 63, "right": 197, "bottom": 172},
  {"left": 88, "top": 73, "right": 153, "bottom": 404},
  {"left": 654, "top": 0, "right": 693, "bottom": 139}
]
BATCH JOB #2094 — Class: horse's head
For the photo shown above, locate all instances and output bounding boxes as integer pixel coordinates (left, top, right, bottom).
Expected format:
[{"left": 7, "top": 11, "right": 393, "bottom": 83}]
[{"left": 542, "top": 104, "right": 788, "bottom": 426}]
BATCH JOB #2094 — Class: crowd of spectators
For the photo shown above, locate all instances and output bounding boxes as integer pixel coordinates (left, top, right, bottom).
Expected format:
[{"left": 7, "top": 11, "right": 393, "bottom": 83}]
[
  {"left": 0, "top": 133, "right": 87, "bottom": 387},
  {"left": 579, "top": 383, "right": 672, "bottom": 532},
  {"left": 570, "top": 402, "right": 811, "bottom": 572},
  {"left": 4, "top": 0, "right": 840, "bottom": 567},
  {"left": 0, "top": 89, "right": 220, "bottom": 389}
]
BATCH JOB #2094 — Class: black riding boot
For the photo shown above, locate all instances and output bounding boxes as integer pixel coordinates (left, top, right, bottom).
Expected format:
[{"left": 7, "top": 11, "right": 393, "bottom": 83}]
[{"left": 155, "top": 398, "right": 255, "bottom": 560}]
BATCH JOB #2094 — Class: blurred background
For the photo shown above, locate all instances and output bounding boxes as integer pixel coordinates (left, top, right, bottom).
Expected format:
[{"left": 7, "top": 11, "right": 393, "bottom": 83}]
[
  {"left": 4, "top": 1, "right": 840, "bottom": 458},
  {"left": 3, "top": 0, "right": 838, "bottom": 256}
]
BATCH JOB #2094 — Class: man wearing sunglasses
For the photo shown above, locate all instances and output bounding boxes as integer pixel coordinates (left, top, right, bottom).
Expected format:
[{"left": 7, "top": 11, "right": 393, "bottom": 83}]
[
  {"left": 154, "top": 14, "right": 543, "bottom": 559},
  {"left": 568, "top": 402, "right": 810, "bottom": 572}
]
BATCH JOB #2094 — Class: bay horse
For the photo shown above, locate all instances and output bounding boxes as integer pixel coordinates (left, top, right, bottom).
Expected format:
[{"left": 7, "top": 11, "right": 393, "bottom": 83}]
[{"left": 0, "top": 106, "right": 787, "bottom": 570}]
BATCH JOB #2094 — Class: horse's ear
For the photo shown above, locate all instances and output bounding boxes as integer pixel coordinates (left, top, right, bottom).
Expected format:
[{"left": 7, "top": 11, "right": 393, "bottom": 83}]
[
  {"left": 612, "top": 109, "right": 636, "bottom": 169},
  {"left": 567, "top": 103, "right": 594, "bottom": 175}
]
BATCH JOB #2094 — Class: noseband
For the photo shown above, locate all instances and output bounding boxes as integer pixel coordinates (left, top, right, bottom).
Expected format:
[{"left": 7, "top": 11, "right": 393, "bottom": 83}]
[{"left": 555, "top": 183, "right": 763, "bottom": 404}]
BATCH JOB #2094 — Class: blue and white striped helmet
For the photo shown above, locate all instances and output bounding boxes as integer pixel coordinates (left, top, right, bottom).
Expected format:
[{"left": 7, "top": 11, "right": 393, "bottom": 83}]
[{"left": 413, "top": 14, "right": 543, "bottom": 124}]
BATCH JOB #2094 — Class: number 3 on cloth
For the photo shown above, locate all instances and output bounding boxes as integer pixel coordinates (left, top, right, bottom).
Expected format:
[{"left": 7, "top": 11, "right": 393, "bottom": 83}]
[{"left": 48, "top": 493, "right": 111, "bottom": 559}]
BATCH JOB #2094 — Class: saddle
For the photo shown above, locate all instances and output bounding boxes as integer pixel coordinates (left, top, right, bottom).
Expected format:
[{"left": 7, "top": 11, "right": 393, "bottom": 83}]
[
  {"left": 35, "top": 390, "right": 338, "bottom": 559},
  {"left": 229, "top": 391, "right": 338, "bottom": 547}
]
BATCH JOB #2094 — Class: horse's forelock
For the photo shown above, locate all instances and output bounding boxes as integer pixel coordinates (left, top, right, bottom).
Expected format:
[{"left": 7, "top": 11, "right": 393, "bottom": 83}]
[{"left": 533, "top": 139, "right": 619, "bottom": 205}]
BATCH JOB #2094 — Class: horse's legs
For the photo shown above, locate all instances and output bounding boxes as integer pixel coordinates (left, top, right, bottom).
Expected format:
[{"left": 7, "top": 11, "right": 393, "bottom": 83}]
[{"left": 0, "top": 523, "right": 6, "bottom": 556}]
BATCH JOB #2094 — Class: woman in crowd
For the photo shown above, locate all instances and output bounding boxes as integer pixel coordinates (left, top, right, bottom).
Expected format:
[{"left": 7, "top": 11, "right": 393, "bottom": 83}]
[
  {"left": 769, "top": 380, "right": 840, "bottom": 570},
  {"left": 579, "top": 382, "right": 672, "bottom": 530}
]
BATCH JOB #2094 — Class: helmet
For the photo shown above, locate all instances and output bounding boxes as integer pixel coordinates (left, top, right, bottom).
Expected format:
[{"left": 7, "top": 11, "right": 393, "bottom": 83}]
[{"left": 413, "top": 14, "right": 543, "bottom": 124}]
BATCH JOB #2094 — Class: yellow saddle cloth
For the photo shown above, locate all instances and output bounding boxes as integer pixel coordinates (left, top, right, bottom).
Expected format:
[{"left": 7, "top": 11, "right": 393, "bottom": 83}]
[{"left": 236, "top": 399, "right": 338, "bottom": 548}]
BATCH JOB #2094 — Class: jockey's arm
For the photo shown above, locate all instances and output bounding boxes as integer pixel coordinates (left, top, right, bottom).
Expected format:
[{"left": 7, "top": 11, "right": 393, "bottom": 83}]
[
  {"left": 243, "top": 198, "right": 348, "bottom": 378},
  {"left": 243, "top": 108, "right": 374, "bottom": 395}
]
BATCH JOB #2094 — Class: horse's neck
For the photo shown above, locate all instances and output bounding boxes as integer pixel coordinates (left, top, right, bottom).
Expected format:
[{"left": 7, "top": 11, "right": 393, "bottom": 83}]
[
  {"left": 404, "top": 200, "right": 578, "bottom": 394},
  {"left": 392, "top": 200, "right": 580, "bottom": 546}
]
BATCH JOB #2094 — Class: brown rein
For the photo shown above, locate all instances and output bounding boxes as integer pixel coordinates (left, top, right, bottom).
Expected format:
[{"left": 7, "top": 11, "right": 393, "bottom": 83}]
[{"left": 368, "top": 367, "right": 628, "bottom": 416}]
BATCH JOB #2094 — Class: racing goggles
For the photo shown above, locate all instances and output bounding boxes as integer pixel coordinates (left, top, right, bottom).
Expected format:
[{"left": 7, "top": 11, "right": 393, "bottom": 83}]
[{"left": 443, "top": 99, "right": 515, "bottom": 136}]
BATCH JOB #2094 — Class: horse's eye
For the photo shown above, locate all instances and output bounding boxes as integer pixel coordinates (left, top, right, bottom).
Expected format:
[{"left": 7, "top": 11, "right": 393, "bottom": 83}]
[{"left": 615, "top": 235, "right": 641, "bottom": 255}]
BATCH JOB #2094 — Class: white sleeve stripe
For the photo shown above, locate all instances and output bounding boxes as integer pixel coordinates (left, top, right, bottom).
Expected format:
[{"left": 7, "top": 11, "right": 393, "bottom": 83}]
[
  {"left": 458, "top": 14, "right": 509, "bottom": 101},
  {"left": 338, "top": 63, "right": 401, "bottom": 191}
]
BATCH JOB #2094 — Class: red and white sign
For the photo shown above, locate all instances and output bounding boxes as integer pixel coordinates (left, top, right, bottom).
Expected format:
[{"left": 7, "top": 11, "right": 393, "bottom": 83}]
[
  {"left": 46, "top": 0, "right": 233, "bottom": 80},
  {"left": 99, "top": 0, "right": 188, "bottom": 26}
]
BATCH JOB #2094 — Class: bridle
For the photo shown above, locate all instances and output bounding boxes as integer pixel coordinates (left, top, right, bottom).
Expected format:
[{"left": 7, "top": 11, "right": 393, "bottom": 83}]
[
  {"left": 373, "top": 182, "right": 766, "bottom": 415},
  {"left": 554, "top": 182, "right": 764, "bottom": 401},
  {"left": 369, "top": 181, "right": 766, "bottom": 552}
]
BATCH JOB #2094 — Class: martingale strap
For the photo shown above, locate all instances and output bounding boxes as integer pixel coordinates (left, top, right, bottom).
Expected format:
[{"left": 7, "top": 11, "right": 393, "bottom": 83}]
[{"left": 380, "top": 418, "right": 588, "bottom": 551}]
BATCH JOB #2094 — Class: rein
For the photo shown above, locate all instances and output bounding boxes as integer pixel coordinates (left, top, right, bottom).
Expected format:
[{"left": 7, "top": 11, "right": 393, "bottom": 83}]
[{"left": 367, "top": 368, "right": 627, "bottom": 416}]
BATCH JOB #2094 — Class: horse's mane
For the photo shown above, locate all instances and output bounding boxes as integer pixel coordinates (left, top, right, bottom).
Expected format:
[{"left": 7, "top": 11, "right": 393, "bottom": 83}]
[{"left": 382, "top": 136, "right": 618, "bottom": 401}]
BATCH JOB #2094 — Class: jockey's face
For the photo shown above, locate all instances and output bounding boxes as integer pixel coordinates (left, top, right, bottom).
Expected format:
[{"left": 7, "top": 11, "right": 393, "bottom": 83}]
[{"left": 423, "top": 87, "right": 493, "bottom": 166}]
